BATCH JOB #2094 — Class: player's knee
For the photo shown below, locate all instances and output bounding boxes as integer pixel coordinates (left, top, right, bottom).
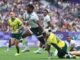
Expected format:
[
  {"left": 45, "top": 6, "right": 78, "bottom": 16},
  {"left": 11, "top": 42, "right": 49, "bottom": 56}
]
[
  {"left": 22, "top": 30, "right": 32, "bottom": 38},
  {"left": 15, "top": 41, "right": 19, "bottom": 46},
  {"left": 45, "top": 46, "right": 50, "bottom": 51},
  {"left": 15, "top": 43, "right": 18, "bottom": 46},
  {"left": 57, "top": 52, "right": 65, "bottom": 58},
  {"left": 11, "top": 40, "right": 15, "bottom": 45},
  {"left": 38, "top": 37, "right": 45, "bottom": 45}
]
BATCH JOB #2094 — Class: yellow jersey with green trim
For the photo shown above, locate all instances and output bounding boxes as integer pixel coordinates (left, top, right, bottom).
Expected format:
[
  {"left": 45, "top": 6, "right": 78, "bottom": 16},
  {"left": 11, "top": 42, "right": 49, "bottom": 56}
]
[
  {"left": 47, "top": 32, "right": 65, "bottom": 49},
  {"left": 8, "top": 18, "right": 22, "bottom": 33}
]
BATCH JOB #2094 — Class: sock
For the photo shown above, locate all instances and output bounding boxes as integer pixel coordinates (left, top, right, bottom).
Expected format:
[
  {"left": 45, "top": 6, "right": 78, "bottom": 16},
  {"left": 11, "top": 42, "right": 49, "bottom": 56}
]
[
  {"left": 6, "top": 40, "right": 11, "bottom": 51},
  {"left": 16, "top": 46, "right": 19, "bottom": 53},
  {"left": 47, "top": 50, "right": 51, "bottom": 57},
  {"left": 23, "top": 46, "right": 29, "bottom": 51},
  {"left": 37, "top": 48, "right": 43, "bottom": 52},
  {"left": 54, "top": 50, "right": 58, "bottom": 56},
  {"left": 9, "top": 43, "right": 11, "bottom": 48},
  {"left": 23, "top": 40, "right": 29, "bottom": 50}
]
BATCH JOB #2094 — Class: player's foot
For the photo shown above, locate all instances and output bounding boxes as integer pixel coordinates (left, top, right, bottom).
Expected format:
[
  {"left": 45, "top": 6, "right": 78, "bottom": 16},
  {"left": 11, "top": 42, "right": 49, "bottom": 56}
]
[
  {"left": 48, "top": 57, "right": 51, "bottom": 60},
  {"left": 54, "top": 50, "right": 58, "bottom": 56},
  {"left": 65, "top": 54, "right": 76, "bottom": 59},
  {"left": 5, "top": 48, "right": 10, "bottom": 52},
  {"left": 48, "top": 52, "right": 53, "bottom": 59},
  {"left": 15, "top": 53, "right": 20, "bottom": 56},
  {"left": 33, "top": 50, "right": 42, "bottom": 54},
  {"left": 33, "top": 48, "right": 44, "bottom": 54},
  {"left": 21, "top": 49, "right": 30, "bottom": 53},
  {"left": 50, "top": 52, "right": 53, "bottom": 56}
]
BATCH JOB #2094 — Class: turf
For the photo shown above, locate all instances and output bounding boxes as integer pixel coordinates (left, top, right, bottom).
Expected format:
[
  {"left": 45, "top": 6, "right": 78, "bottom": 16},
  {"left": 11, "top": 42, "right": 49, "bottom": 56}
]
[{"left": 0, "top": 47, "right": 79, "bottom": 60}]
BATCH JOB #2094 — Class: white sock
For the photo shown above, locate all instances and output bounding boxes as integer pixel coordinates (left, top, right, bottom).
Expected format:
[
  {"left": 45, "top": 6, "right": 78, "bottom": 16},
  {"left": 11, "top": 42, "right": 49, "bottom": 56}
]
[
  {"left": 54, "top": 50, "right": 58, "bottom": 56},
  {"left": 23, "top": 40, "right": 29, "bottom": 51},
  {"left": 23, "top": 46, "right": 29, "bottom": 51},
  {"left": 37, "top": 48, "right": 44, "bottom": 52},
  {"left": 6, "top": 48, "right": 10, "bottom": 51},
  {"left": 6, "top": 44, "right": 10, "bottom": 51}
]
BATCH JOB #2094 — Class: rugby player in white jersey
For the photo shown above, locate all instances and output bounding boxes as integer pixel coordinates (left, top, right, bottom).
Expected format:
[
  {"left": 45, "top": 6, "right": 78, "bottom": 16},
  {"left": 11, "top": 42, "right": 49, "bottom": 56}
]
[
  {"left": 65, "top": 36, "right": 80, "bottom": 56},
  {"left": 21, "top": 4, "right": 45, "bottom": 53}
]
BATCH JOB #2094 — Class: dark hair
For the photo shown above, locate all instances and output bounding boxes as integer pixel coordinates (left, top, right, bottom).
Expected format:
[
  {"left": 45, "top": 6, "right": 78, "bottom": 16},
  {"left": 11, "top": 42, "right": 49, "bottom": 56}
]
[
  {"left": 44, "top": 9, "right": 49, "bottom": 13},
  {"left": 66, "top": 36, "right": 72, "bottom": 39},
  {"left": 26, "top": 4, "right": 34, "bottom": 10}
]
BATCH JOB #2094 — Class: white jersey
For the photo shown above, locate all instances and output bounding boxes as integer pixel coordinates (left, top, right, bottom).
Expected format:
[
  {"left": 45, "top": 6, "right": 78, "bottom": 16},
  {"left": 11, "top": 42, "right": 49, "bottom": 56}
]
[
  {"left": 65, "top": 40, "right": 76, "bottom": 51},
  {"left": 43, "top": 15, "right": 50, "bottom": 29},
  {"left": 23, "top": 12, "right": 39, "bottom": 28},
  {"left": 65, "top": 40, "right": 75, "bottom": 47}
]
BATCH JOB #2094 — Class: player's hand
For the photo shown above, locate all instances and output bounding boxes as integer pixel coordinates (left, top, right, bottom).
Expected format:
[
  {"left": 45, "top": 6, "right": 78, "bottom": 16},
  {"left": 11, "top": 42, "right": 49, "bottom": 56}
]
[
  {"left": 42, "top": 45, "right": 45, "bottom": 48},
  {"left": 16, "top": 29, "right": 19, "bottom": 33}
]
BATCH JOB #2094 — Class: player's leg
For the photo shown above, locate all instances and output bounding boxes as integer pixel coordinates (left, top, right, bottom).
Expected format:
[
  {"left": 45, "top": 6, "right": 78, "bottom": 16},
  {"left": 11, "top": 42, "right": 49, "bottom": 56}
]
[
  {"left": 12, "top": 33, "right": 21, "bottom": 56},
  {"left": 21, "top": 37, "right": 30, "bottom": 52},
  {"left": 34, "top": 36, "right": 45, "bottom": 53},
  {"left": 22, "top": 29, "right": 32, "bottom": 38},
  {"left": 45, "top": 44, "right": 53, "bottom": 58},
  {"left": 6, "top": 33, "right": 16, "bottom": 51},
  {"left": 70, "top": 51, "right": 80, "bottom": 56},
  {"left": 8, "top": 39, "right": 11, "bottom": 48},
  {"left": 57, "top": 44, "right": 72, "bottom": 58},
  {"left": 21, "top": 29, "right": 32, "bottom": 52},
  {"left": 6, "top": 38, "right": 15, "bottom": 51},
  {"left": 6, "top": 39, "right": 11, "bottom": 51},
  {"left": 15, "top": 39, "right": 20, "bottom": 56},
  {"left": 57, "top": 43, "right": 76, "bottom": 58},
  {"left": 32, "top": 27, "right": 45, "bottom": 54},
  {"left": 51, "top": 43, "right": 67, "bottom": 58}
]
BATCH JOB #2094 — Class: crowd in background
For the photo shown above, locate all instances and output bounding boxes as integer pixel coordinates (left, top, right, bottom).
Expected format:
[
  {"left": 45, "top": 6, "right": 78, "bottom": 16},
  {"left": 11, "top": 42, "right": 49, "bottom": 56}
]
[{"left": 0, "top": 0, "right": 80, "bottom": 32}]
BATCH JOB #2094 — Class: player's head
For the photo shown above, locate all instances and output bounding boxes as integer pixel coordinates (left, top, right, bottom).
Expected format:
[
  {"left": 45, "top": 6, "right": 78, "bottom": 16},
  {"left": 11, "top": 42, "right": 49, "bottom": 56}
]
[
  {"left": 66, "top": 36, "right": 72, "bottom": 42},
  {"left": 10, "top": 11, "right": 16, "bottom": 20},
  {"left": 43, "top": 9, "right": 49, "bottom": 16},
  {"left": 26, "top": 4, "right": 34, "bottom": 14}
]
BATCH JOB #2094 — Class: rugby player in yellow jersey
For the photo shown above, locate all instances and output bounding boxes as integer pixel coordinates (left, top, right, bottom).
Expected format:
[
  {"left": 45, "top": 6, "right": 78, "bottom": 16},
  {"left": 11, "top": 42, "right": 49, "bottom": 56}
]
[
  {"left": 43, "top": 30, "right": 75, "bottom": 58},
  {"left": 7, "top": 11, "right": 22, "bottom": 56}
]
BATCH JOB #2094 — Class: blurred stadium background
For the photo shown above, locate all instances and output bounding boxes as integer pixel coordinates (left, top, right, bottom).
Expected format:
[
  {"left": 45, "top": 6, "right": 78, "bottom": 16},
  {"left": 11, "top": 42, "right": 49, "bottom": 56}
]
[{"left": 0, "top": 0, "right": 80, "bottom": 60}]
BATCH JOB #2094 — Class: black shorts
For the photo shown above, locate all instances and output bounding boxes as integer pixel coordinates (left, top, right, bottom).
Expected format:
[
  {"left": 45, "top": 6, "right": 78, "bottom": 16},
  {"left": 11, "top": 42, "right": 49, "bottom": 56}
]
[
  {"left": 57, "top": 44, "right": 67, "bottom": 58},
  {"left": 52, "top": 43, "right": 67, "bottom": 58},
  {"left": 30, "top": 27, "right": 45, "bottom": 44},
  {"left": 30, "top": 27, "right": 43, "bottom": 36}
]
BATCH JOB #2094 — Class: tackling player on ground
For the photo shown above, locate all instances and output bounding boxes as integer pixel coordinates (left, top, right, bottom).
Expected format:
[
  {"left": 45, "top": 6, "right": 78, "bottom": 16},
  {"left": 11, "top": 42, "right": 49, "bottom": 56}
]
[
  {"left": 22, "top": 4, "right": 45, "bottom": 53},
  {"left": 43, "top": 30, "right": 76, "bottom": 58},
  {"left": 65, "top": 36, "right": 80, "bottom": 56}
]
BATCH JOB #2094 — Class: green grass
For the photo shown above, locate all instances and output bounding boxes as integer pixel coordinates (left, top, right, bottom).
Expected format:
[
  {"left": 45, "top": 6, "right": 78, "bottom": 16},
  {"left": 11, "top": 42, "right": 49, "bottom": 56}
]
[{"left": 0, "top": 47, "right": 79, "bottom": 60}]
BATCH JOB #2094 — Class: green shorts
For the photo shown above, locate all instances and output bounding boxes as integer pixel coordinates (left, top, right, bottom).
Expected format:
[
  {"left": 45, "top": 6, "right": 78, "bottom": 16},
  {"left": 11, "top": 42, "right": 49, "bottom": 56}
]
[
  {"left": 11, "top": 29, "right": 24, "bottom": 40},
  {"left": 11, "top": 33, "right": 22, "bottom": 40}
]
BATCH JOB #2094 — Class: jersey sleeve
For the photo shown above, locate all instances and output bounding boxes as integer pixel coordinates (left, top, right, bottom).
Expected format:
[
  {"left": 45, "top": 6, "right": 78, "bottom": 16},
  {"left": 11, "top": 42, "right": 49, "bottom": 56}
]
[
  {"left": 17, "top": 18, "right": 22, "bottom": 26},
  {"left": 30, "top": 12, "right": 39, "bottom": 21},
  {"left": 23, "top": 12, "right": 28, "bottom": 21}
]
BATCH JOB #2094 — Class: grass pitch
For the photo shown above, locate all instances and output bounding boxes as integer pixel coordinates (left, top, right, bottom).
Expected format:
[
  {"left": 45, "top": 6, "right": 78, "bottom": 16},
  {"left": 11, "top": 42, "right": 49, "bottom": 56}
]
[{"left": 0, "top": 47, "right": 79, "bottom": 60}]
